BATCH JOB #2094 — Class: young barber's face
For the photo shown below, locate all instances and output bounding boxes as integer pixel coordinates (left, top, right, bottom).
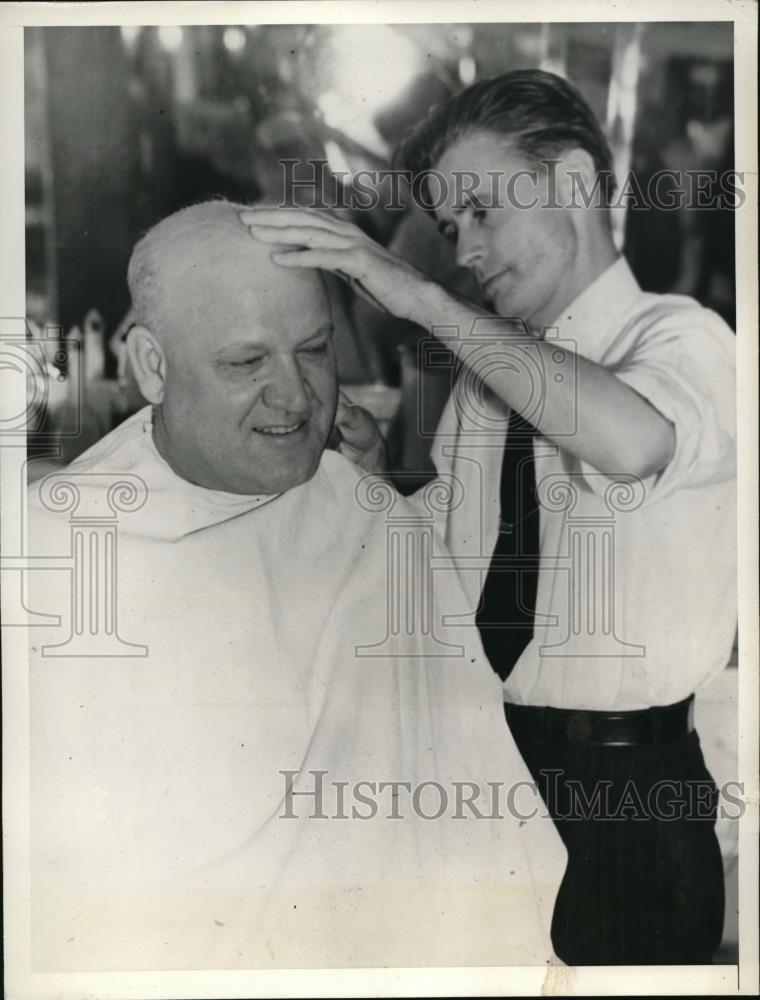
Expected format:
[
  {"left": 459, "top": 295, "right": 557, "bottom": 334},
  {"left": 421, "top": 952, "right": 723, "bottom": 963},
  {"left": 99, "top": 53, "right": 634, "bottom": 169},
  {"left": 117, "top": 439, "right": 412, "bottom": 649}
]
[
  {"left": 433, "top": 131, "right": 580, "bottom": 330},
  {"left": 158, "top": 254, "right": 338, "bottom": 496}
]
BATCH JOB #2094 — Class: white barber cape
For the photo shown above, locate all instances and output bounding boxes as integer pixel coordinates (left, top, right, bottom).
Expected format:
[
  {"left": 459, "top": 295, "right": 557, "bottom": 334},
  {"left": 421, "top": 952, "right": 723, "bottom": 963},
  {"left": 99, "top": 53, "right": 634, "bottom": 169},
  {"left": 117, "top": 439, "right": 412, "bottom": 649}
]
[{"left": 26, "top": 407, "right": 564, "bottom": 971}]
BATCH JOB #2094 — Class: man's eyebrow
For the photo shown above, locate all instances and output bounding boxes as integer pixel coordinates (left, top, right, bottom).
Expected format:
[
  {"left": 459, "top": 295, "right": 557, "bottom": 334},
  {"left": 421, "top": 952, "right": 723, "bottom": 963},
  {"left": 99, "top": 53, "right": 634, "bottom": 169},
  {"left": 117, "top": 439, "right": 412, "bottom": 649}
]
[
  {"left": 213, "top": 340, "right": 268, "bottom": 359},
  {"left": 213, "top": 323, "right": 335, "bottom": 359},
  {"left": 456, "top": 191, "right": 486, "bottom": 212},
  {"left": 436, "top": 192, "right": 485, "bottom": 233},
  {"left": 297, "top": 322, "right": 335, "bottom": 347}
]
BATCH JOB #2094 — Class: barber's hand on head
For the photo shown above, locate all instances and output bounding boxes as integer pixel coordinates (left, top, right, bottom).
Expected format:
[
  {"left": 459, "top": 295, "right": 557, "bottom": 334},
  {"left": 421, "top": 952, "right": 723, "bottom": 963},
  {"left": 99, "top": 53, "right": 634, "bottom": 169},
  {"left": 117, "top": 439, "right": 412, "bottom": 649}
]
[
  {"left": 238, "top": 207, "right": 436, "bottom": 326},
  {"left": 333, "top": 391, "right": 387, "bottom": 474}
]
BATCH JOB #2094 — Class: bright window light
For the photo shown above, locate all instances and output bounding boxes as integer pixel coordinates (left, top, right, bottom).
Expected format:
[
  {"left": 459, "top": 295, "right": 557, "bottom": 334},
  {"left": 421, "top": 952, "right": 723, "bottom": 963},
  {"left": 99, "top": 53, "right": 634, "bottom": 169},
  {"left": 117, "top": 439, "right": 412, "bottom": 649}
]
[
  {"left": 157, "top": 26, "right": 183, "bottom": 52},
  {"left": 459, "top": 55, "right": 476, "bottom": 86},
  {"left": 223, "top": 27, "right": 246, "bottom": 54},
  {"left": 316, "top": 26, "right": 422, "bottom": 156},
  {"left": 327, "top": 25, "right": 422, "bottom": 117},
  {"left": 324, "top": 139, "right": 353, "bottom": 179},
  {"left": 120, "top": 26, "right": 142, "bottom": 48},
  {"left": 317, "top": 91, "right": 389, "bottom": 159}
]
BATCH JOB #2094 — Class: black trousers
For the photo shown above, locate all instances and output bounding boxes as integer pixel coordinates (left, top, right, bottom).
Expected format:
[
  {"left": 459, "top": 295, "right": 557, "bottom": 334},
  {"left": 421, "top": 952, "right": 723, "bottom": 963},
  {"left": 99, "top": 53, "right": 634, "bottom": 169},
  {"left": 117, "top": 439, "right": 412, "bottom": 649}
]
[{"left": 509, "top": 721, "right": 726, "bottom": 965}]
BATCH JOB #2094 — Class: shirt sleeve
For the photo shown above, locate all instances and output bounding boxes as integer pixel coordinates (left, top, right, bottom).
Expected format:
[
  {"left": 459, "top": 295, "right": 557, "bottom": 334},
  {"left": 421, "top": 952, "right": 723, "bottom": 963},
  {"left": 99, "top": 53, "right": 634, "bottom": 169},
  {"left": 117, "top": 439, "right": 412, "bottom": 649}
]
[{"left": 577, "top": 306, "right": 736, "bottom": 502}]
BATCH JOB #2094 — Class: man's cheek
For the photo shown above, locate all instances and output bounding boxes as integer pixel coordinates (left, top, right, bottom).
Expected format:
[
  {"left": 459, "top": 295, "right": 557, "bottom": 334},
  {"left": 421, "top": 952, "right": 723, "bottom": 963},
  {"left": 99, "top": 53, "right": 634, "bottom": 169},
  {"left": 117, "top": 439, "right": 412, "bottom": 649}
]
[
  {"left": 306, "top": 363, "right": 337, "bottom": 404},
  {"left": 175, "top": 369, "right": 215, "bottom": 404}
]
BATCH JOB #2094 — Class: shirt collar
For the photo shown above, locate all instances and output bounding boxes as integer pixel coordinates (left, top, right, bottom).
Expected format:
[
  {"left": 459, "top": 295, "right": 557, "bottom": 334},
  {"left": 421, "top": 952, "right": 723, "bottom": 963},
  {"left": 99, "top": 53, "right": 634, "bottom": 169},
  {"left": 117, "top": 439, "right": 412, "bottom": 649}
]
[{"left": 546, "top": 255, "right": 643, "bottom": 363}]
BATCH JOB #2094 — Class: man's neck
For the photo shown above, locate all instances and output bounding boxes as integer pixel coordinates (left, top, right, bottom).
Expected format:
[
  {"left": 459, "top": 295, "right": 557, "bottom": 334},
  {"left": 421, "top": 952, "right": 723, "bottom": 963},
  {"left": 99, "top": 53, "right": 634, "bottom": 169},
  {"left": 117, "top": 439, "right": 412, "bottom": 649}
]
[
  {"left": 531, "top": 228, "right": 619, "bottom": 334},
  {"left": 150, "top": 407, "right": 222, "bottom": 493}
]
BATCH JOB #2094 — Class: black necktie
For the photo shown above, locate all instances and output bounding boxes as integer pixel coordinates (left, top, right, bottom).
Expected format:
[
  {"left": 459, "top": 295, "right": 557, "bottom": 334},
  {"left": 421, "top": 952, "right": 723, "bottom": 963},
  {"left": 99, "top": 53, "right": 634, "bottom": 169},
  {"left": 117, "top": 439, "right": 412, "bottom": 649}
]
[{"left": 475, "top": 409, "right": 540, "bottom": 681}]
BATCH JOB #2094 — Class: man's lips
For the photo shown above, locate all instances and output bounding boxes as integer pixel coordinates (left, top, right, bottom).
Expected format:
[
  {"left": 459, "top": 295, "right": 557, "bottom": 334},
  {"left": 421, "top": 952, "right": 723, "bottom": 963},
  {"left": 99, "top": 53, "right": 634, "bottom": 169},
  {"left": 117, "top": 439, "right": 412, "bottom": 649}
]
[
  {"left": 251, "top": 419, "right": 307, "bottom": 436},
  {"left": 481, "top": 266, "right": 511, "bottom": 296}
]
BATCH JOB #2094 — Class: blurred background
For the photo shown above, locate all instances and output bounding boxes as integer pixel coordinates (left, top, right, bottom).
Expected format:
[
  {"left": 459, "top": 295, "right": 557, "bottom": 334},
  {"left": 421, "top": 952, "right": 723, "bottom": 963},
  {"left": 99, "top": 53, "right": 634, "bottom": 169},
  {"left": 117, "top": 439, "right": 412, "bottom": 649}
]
[
  {"left": 23, "top": 20, "right": 738, "bottom": 961},
  {"left": 24, "top": 21, "right": 736, "bottom": 471}
]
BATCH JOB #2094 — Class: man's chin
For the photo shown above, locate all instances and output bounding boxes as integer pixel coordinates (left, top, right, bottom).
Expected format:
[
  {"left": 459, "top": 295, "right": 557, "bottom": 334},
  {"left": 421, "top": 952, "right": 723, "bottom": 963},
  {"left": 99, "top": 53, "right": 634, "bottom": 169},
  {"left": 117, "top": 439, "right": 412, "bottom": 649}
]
[
  {"left": 492, "top": 288, "right": 527, "bottom": 323},
  {"left": 270, "top": 460, "right": 321, "bottom": 494},
  {"left": 241, "top": 446, "right": 325, "bottom": 497}
]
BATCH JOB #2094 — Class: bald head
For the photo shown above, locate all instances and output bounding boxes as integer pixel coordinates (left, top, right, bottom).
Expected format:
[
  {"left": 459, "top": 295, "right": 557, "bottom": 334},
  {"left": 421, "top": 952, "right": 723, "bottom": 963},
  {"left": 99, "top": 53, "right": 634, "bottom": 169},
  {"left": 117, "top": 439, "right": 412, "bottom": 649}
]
[
  {"left": 125, "top": 200, "right": 338, "bottom": 496},
  {"left": 127, "top": 199, "right": 329, "bottom": 342}
]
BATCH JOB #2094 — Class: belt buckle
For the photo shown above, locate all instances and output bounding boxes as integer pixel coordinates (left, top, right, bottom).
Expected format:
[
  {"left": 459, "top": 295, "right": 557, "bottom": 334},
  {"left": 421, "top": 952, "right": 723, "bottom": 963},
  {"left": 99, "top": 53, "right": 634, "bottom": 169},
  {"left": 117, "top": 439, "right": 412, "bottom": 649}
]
[{"left": 566, "top": 710, "right": 593, "bottom": 743}]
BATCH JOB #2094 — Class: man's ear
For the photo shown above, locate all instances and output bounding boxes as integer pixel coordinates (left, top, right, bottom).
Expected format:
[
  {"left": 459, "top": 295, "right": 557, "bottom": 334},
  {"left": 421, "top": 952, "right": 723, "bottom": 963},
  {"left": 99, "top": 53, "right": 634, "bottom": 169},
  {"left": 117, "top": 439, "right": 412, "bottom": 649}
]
[
  {"left": 126, "top": 324, "right": 167, "bottom": 405},
  {"left": 554, "top": 147, "right": 600, "bottom": 208}
]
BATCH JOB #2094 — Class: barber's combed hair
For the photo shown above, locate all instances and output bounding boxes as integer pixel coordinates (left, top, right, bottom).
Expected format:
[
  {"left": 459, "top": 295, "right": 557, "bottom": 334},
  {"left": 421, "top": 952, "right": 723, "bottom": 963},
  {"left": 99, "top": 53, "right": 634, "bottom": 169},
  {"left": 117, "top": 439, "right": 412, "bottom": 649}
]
[{"left": 394, "top": 69, "right": 616, "bottom": 204}]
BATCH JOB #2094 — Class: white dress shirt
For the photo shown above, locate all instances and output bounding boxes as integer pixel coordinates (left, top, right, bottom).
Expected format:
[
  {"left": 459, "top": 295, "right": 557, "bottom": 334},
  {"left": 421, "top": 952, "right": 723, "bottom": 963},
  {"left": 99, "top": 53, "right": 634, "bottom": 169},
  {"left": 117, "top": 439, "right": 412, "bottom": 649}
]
[{"left": 429, "top": 256, "right": 736, "bottom": 711}]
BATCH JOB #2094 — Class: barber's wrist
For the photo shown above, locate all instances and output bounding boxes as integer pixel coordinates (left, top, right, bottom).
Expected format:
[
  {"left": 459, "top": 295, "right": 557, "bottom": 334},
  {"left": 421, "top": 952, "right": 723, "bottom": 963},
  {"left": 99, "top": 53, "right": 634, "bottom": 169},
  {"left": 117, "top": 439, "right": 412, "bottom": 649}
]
[{"left": 405, "top": 277, "right": 456, "bottom": 329}]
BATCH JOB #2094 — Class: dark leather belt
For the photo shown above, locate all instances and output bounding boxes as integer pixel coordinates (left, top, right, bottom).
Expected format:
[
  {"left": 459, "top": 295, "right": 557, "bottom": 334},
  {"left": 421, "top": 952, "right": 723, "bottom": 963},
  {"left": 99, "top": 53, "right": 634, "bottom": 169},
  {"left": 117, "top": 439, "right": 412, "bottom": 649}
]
[{"left": 504, "top": 694, "right": 695, "bottom": 748}]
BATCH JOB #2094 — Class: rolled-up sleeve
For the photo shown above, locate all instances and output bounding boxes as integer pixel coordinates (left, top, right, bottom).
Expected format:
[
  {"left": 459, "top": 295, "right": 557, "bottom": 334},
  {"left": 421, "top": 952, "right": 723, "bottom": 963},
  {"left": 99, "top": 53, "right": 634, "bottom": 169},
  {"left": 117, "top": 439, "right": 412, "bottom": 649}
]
[{"left": 578, "top": 309, "right": 736, "bottom": 502}]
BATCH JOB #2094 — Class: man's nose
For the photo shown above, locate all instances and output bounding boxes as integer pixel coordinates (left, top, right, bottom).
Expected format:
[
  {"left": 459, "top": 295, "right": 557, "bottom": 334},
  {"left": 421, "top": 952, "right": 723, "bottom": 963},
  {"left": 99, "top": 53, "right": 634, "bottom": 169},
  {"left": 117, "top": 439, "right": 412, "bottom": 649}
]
[
  {"left": 455, "top": 226, "right": 486, "bottom": 272},
  {"left": 261, "top": 355, "right": 311, "bottom": 415}
]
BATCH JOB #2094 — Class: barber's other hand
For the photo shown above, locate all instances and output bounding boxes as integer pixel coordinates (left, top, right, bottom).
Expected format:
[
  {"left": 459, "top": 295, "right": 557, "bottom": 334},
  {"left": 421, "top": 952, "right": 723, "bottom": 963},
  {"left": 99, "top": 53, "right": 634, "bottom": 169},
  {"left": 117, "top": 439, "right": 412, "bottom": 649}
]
[
  {"left": 239, "top": 207, "right": 436, "bottom": 326},
  {"left": 334, "top": 391, "right": 387, "bottom": 474}
]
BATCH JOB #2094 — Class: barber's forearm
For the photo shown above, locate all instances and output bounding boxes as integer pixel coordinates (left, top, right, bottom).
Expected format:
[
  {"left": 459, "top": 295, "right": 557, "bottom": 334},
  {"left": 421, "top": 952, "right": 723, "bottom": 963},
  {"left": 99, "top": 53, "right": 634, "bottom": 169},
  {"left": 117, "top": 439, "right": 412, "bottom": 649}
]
[{"left": 412, "top": 283, "right": 675, "bottom": 480}]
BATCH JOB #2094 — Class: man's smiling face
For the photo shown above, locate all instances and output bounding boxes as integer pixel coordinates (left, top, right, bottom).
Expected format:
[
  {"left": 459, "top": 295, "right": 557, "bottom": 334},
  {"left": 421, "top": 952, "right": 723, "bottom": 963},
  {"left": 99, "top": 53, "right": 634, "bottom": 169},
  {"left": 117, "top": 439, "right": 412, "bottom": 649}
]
[
  {"left": 154, "top": 223, "right": 338, "bottom": 496},
  {"left": 433, "top": 130, "right": 581, "bottom": 331}
]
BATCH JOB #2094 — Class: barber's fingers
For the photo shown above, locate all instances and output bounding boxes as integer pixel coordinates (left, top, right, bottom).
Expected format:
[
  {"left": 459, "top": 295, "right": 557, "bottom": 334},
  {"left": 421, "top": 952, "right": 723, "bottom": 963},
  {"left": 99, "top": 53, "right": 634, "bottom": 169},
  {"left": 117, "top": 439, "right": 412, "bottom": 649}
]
[
  {"left": 241, "top": 205, "right": 339, "bottom": 224},
  {"left": 245, "top": 224, "right": 356, "bottom": 250},
  {"left": 268, "top": 247, "right": 351, "bottom": 269},
  {"left": 335, "top": 407, "right": 384, "bottom": 469},
  {"left": 335, "top": 399, "right": 366, "bottom": 432},
  {"left": 267, "top": 247, "right": 393, "bottom": 315},
  {"left": 335, "top": 393, "right": 377, "bottom": 429},
  {"left": 240, "top": 207, "right": 351, "bottom": 236},
  {"left": 337, "top": 439, "right": 370, "bottom": 465},
  {"left": 267, "top": 246, "right": 366, "bottom": 295}
]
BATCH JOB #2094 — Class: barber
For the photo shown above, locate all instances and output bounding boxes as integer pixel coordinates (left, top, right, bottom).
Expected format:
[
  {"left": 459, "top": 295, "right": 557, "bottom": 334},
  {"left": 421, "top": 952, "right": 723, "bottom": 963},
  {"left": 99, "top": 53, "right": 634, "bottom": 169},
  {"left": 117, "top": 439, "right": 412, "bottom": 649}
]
[{"left": 241, "top": 70, "right": 736, "bottom": 965}]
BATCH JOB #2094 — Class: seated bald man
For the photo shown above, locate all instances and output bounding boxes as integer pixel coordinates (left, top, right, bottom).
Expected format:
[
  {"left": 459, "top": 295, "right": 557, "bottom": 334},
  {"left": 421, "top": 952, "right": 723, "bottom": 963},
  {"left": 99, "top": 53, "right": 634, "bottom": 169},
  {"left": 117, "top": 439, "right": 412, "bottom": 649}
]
[{"left": 26, "top": 200, "right": 564, "bottom": 971}]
